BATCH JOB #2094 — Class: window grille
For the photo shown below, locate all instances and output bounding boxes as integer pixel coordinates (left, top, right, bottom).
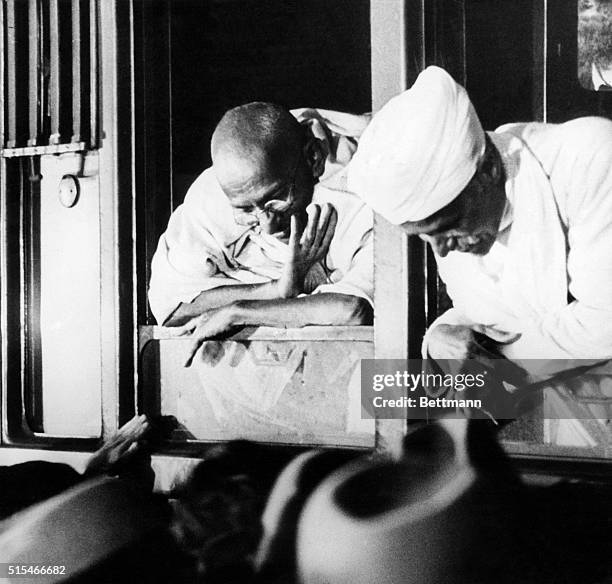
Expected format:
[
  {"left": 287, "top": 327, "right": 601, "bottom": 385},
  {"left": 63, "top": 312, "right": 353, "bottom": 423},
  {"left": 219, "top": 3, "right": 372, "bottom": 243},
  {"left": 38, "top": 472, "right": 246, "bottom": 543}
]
[{"left": 0, "top": 0, "right": 98, "bottom": 157}]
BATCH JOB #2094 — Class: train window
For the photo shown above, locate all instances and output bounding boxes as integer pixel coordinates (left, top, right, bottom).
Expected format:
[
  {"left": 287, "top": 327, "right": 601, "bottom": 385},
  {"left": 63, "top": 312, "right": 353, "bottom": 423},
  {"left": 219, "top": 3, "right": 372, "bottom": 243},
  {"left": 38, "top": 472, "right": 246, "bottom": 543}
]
[
  {"left": 139, "top": 328, "right": 375, "bottom": 448},
  {"left": 578, "top": 0, "right": 612, "bottom": 91},
  {"left": 1, "top": 155, "right": 103, "bottom": 443},
  {"left": 1, "top": 0, "right": 102, "bottom": 443},
  {"left": 500, "top": 404, "right": 612, "bottom": 461},
  {"left": 134, "top": 0, "right": 374, "bottom": 448},
  {"left": 413, "top": 0, "right": 612, "bottom": 464},
  {"left": 136, "top": 0, "right": 372, "bottom": 324}
]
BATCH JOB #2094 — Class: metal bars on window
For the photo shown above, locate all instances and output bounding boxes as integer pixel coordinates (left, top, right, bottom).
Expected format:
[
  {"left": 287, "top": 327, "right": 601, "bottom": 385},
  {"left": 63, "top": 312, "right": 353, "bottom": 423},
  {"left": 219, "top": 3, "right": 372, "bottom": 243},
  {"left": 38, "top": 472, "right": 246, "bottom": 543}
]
[{"left": 0, "top": 0, "right": 99, "bottom": 157}]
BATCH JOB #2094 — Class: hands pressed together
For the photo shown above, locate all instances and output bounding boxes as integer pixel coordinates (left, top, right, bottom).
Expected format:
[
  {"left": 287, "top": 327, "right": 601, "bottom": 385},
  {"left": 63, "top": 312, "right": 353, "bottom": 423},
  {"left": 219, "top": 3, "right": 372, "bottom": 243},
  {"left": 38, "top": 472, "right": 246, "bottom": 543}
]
[
  {"left": 172, "top": 203, "right": 338, "bottom": 367},
  {"left": 427, "top": 323, "right": 527, "bottom": 388}
]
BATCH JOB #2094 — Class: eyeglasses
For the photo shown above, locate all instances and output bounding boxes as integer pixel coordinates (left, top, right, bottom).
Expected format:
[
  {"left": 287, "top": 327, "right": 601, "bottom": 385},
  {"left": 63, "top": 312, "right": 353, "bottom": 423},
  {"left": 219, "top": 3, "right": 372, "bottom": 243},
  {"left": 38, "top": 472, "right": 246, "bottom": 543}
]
[{"left": 232, "top": 152, "right": 301, "bottom": 227}]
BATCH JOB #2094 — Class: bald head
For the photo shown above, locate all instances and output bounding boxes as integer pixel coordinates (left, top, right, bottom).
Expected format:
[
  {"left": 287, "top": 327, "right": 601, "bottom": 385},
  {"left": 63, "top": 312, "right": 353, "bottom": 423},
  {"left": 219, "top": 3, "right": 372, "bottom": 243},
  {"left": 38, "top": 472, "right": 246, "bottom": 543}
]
[
  {"left": 212, "top": 102, "right": 305, "bottom": 186},
  {"left": 211, "top": 103, "right": 324, "bottom": 237}
]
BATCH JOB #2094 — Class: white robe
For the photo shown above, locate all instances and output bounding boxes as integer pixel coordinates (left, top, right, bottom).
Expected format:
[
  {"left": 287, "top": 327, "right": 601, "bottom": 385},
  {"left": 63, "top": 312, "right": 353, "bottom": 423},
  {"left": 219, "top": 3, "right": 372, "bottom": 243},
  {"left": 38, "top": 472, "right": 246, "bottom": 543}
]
[
  {"left": 148, "top": 109, "right": 373, "bottom": 325},
  {"left": 425, "top": 117, "right": 612, "bottom": 377}
]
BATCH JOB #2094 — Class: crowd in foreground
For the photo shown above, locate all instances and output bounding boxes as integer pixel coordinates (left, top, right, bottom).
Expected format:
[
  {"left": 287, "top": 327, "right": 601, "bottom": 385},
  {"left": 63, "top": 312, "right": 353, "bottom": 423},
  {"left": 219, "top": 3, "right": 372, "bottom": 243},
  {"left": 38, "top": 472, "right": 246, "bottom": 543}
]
[{"left": 0, "top": 415, "right": 610, "bottom": 584}]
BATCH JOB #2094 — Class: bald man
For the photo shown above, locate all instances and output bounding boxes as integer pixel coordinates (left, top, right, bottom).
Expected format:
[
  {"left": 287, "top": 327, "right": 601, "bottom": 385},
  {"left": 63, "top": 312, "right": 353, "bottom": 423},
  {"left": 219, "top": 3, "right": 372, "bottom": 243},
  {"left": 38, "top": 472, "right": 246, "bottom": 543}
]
[{"left": 149, "top": 103, "right": 373, "bottom": 365}]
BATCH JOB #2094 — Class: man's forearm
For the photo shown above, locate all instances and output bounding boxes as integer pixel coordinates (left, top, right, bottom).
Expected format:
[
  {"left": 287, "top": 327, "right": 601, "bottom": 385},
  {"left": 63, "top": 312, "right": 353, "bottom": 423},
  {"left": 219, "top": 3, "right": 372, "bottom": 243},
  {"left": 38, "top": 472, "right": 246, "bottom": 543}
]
[
  {"left": 164, "top": 281, "right": 281, "bottom": 326},
  {"left": 177, "top": 293, "right": 372, "bottom": 367},
  {"left": 231, "top": 293, "right": 373, "bottom": 328}
]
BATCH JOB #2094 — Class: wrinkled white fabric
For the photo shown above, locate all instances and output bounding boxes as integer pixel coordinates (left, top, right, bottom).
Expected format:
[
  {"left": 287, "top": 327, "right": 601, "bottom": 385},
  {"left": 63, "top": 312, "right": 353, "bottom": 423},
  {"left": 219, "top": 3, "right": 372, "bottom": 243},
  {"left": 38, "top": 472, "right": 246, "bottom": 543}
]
[
  {"left": 148, "top": 109, "right": 373, "bottom": 324},
  {"left": 347, "top": 66, "right": 486, "bottom": 223},
  {"left": 424, "top": 118, "right": 612, "bottom": 377}
]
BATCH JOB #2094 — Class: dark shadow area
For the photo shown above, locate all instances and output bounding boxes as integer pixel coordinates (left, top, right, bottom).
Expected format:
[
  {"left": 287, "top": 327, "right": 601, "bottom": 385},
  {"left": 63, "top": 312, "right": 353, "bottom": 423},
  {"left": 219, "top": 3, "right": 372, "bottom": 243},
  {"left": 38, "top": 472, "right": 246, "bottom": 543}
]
[
  {"left": 465, "top": 0, "right": 536, "bottom": 128},
  {"left": 170, "top": 0, "right": 371, "bottom": 179}
]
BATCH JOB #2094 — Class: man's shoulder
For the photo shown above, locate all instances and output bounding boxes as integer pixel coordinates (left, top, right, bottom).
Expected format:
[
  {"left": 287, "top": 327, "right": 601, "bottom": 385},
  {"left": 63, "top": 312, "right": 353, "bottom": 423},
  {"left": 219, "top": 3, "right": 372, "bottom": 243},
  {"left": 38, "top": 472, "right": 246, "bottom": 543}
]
[
  {"left": 182, "top": 167, "right": 225, "bottom": 205},
  {"left": 176, "top": 167, "right": 236, "bottom": 221},
  {"left": 313, "top": 181, "right": 371, "bottom": 214},
  {"left": 495, "top": 117, "right": 612, "bottom": 151},
  {"left": 291, "top": 108, "right": 371, "bottom": 139},
  {"left": 312, "top": 182, "right": 373, "bottom": 241},
  {"left": 558, "top": 116, "right": 612, "bottom": 147},
  {"left": 163, "top": 167, "right": 244, "bottom": 247}
]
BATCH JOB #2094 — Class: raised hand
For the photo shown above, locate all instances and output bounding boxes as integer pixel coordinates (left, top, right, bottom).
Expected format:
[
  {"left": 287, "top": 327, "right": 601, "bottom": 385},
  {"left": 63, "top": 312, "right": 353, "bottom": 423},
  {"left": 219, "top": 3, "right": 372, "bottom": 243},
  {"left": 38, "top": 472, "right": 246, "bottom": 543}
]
[
  {"left": 84, "top": 414, "right": 151, "bottom": 475},
  {"left": 277, "top": 203, "right": 338, "bottom": 298}
]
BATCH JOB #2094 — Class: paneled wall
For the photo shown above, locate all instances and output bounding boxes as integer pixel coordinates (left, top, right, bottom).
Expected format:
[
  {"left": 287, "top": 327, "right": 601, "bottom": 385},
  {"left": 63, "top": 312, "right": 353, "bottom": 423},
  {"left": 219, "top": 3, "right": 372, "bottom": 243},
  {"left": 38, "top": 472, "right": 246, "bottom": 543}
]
[{"left": 39, "top": 153, "right": 101, "bottom": 436}]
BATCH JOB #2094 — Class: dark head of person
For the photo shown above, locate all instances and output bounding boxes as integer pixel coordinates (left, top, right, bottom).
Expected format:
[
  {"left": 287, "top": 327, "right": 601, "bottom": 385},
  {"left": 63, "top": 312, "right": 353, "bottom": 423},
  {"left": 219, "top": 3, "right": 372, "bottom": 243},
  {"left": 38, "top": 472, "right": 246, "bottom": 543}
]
[
  {"left": 171, "top": 440, "right": 292, "bottom": 584},
  {"left": 211, "top": 102, "right": 327, "bottom": 240}
]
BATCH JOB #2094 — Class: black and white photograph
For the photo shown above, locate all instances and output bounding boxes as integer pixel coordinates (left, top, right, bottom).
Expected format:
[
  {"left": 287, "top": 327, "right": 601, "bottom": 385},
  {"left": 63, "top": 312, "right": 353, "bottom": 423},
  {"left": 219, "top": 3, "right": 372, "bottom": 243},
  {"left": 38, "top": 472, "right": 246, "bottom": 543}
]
[{"left": 0, "top": 1, "right": 611, "bottom": 582}]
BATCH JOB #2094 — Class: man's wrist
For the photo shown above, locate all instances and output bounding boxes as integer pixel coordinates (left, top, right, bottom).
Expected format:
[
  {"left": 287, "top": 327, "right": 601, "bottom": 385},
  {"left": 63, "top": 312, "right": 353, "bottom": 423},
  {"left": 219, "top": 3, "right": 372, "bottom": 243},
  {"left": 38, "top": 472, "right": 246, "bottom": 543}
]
[
  {"left": 272, "top": 278, "right": 289, "bottom": 299},
  {"left": 228, "top": 300, "right": 251, "bottom": 326},
  {"left": 275, "top": 275, "right": 304, "bottom": 299}
]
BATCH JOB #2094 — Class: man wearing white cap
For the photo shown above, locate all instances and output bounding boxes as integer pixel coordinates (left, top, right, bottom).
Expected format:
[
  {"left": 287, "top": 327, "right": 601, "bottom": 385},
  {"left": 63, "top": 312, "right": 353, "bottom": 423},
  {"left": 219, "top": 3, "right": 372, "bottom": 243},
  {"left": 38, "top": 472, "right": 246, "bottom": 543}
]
[{"left": 348, "top": 66, "right": 612, "bottom": 394}]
